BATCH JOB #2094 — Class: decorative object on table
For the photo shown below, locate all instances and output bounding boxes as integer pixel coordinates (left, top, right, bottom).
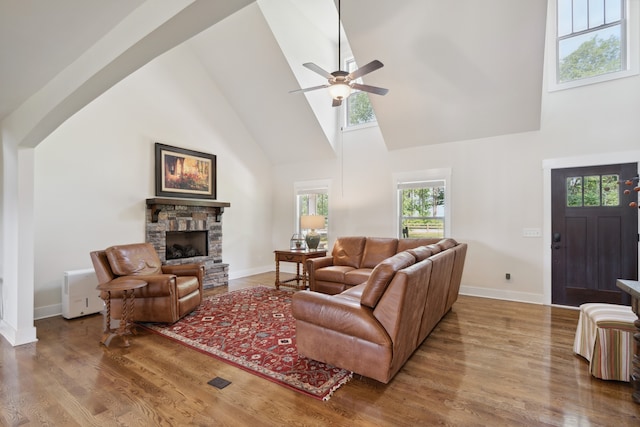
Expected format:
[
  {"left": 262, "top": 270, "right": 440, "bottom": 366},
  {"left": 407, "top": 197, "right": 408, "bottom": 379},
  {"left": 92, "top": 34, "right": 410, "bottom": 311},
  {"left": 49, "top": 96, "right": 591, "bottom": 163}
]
[
  {"left": 300, "top": 214, "right": 324, "bottom": 250},
  {"left": 140, "top": 286, "right": 352, "bottom": 401},
  {"left": 290, "top": 233, "right": 306, "bottom": 250},
  {"left": 155, "top": 142, "right": 216, "bottom": 199},
  {"left": 621, "top": 175, "right": 639, "bottom": 208}
]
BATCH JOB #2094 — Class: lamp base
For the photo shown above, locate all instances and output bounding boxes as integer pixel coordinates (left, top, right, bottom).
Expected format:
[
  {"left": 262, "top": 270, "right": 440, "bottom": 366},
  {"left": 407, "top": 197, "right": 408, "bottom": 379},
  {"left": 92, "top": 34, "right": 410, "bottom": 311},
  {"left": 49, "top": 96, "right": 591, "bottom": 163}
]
[{"left": 305, "top": 233, "right": 321, "bottom": 250}]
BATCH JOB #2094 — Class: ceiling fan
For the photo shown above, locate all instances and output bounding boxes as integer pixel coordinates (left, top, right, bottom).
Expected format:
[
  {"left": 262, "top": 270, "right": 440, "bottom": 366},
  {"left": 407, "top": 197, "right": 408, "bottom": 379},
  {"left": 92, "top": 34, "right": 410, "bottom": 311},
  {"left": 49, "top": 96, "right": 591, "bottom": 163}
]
[{"left": 289, "top": 0, "right": 388, "bottom": 107}]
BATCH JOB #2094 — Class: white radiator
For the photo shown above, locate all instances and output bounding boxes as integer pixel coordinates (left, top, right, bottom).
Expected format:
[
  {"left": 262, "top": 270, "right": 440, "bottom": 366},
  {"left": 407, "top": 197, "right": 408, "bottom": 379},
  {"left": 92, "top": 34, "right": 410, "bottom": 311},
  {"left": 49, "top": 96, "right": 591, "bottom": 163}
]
[{"left": 62, "top": 268, "right": 104, "bottom": 319}]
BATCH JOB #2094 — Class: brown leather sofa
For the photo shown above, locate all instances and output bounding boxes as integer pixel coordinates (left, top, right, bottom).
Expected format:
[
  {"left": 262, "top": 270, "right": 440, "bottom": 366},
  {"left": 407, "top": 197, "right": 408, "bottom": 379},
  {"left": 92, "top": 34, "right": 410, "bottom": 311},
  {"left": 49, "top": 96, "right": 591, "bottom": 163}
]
[
  {"left": 90, "top": 243, "right": 204, "bottom": 323},
  {"left": 306, "top": 236, "right": 440, "bottom": 295},
  {"left": 292, "top": 238, "right": 467, "bottom": 383}
]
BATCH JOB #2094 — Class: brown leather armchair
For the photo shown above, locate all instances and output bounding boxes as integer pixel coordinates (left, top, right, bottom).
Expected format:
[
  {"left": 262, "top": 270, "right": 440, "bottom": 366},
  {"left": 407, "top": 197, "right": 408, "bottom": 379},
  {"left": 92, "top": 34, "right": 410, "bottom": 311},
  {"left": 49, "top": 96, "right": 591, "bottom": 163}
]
[{"left": 90, "top": 243, "right": 204, "bottom": 323}]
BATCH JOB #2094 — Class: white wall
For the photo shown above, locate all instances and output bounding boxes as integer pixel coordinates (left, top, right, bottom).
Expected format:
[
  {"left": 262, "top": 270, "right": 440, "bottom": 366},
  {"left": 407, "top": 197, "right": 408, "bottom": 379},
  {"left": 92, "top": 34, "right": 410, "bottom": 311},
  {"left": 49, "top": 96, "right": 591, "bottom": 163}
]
[
  {"left": 33, "top": 45, "right": 274, "bottom": 318},
  {"left": 32, "top": 12, "right": 640, "bottom": 317},
  {"left": 272, "top": 71, "right": 640, "bottom": 304}
]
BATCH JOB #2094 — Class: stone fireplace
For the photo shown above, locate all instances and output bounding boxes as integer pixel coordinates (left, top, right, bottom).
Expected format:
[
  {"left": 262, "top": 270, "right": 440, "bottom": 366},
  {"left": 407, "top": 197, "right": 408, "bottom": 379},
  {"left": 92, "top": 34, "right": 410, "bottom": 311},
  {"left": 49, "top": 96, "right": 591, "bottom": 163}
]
[
  {"left": 166, "top": 230, "right": 208, "bottom": 260},
  {"left": 145, "top": 197, "right": 231, "bottom": 289}
]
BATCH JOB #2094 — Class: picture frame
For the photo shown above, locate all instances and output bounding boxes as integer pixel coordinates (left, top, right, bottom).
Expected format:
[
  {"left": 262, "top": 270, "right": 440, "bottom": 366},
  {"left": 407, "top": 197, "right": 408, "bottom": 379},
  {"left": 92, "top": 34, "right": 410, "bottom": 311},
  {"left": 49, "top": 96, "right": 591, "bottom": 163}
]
[{"left": 155, "top": 143, "right": 216, "bottom": 199}]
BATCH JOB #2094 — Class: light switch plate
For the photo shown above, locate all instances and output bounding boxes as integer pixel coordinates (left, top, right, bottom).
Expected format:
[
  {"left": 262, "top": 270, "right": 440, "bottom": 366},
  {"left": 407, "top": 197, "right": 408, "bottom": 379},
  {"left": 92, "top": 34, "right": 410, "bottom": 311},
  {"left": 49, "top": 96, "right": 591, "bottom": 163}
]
[{"left": 522, "top": 228, "right": 542, "bottom": 238}]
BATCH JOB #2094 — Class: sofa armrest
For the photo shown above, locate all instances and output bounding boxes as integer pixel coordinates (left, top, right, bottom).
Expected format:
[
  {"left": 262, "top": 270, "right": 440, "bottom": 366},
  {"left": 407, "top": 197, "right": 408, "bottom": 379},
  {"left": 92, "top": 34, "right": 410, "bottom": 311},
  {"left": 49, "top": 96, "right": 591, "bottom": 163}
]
[
  {"left": 306, "top": 256, "right": 334, "bottom": 291},
  {"left": 292, "top": 291, "right": 391, "bottom": 345},
  {"left": 162, "top": 263, "right": 205, "bottom": 287},
  {"left": 162, "top": 263, "right": 204, "bottom": 277},
  {"left": 306, "top": 256, "right": 335, "bottom": 270}
]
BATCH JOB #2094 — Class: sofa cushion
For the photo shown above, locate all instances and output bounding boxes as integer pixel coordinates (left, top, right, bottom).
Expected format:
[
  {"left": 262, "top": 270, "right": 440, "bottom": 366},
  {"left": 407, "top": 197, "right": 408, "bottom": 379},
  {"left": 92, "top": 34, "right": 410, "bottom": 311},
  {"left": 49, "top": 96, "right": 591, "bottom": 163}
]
[
  {"left": 406, "top": 246, "right": 433, "bottom": 262},
  {"left": 332, "top": 237, "right": 367, "bottom": 268},
  {"left": 345, "top": 269, "right": 373, "bottom": 286},
  {"left": 437, "top": 238, "right": 458, "bottom": 251},
  {"left": 361, "top": 251, "right": 415, "bottom": 308},
  {"left": 106, "top": 243, "right": 162, "bottom": 276},
  {"left": 315, "top": 265, "right": 355, "bottom": 283},
  {"left": 340, "top": 283, "right": 367, "bottom": 300},
  {"left": 397, "top": 238, "right": 440, "bottom": 252},
  {"left": 361, "top": 238, "right": 399, "bottom": 269},
  {"left": 426, "top": 244, "right": 442, "bottom": 254}
]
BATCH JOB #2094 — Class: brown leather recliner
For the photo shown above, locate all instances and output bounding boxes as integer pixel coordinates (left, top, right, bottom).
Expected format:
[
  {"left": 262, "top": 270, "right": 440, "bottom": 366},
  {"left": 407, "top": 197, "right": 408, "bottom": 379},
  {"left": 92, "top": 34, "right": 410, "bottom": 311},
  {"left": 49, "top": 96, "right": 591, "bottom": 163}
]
[{"left": 90, "top": 243, "right": 204, "bottom": 323}]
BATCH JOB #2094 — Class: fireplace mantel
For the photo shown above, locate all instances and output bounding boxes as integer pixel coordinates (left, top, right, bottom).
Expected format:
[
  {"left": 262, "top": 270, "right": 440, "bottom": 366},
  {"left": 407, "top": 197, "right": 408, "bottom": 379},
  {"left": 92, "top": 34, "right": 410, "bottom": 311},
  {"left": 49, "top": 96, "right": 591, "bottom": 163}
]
[{"left": 146, "top": 197, "right": 230, "bottom": 223}]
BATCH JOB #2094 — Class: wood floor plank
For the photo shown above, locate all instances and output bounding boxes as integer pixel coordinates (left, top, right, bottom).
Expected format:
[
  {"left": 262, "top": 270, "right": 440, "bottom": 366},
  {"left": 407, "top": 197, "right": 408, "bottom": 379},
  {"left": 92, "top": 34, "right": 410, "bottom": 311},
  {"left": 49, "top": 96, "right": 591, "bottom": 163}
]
[{"left": 1, "top": 272, "right": 639, "bottom": 426}]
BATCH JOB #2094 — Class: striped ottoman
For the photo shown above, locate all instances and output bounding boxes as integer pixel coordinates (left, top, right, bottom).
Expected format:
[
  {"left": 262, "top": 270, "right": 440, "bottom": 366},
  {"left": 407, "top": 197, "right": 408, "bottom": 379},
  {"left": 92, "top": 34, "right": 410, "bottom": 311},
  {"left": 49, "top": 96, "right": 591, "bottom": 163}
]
[{"left": 573, "top": 303, "right": 637, "bottom": 382}]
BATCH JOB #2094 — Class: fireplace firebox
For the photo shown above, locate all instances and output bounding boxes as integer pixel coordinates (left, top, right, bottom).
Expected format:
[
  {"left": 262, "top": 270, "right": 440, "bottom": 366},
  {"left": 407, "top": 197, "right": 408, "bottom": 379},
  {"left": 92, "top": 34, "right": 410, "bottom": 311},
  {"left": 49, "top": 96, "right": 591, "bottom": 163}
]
[{"left": 166, "top": 230, "right": 208, "bottom": 260}]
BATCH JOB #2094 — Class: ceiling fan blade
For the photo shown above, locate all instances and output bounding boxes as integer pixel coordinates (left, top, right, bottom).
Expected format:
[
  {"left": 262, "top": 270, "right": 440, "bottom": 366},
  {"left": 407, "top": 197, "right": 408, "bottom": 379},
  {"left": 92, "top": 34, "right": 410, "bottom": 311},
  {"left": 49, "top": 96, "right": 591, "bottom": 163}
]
[
  {"left": 332, "top": 98, "right": 343, "bottom": 107},
  {"left": 289, "top": 84, "right": 328, "bottom": 94},
  {"left": 351, "top": 82, "right": 389, "bottom": 96},
  {"left": 303, "top": 62, "right": 334, "bottom": 79},
  {"left": 348, "top": 60, "right": 384, "bottom": 80}
]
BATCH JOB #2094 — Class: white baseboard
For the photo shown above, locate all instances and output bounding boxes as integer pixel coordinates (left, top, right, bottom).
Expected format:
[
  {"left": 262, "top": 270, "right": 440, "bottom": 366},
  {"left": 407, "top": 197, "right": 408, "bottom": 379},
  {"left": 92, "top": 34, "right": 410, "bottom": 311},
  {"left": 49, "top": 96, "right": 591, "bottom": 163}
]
[
  {"left": 0, "top": 319, "right": 38, "bottom": 346},
  {"left": 228, "top": 265, "right": 273, "bottom": 280},
  {"left": 459, "top": 285, "right": 546, "bottom": 305},
  {"left": 34, "top": 303, "right": 62, "bottom": 320}
]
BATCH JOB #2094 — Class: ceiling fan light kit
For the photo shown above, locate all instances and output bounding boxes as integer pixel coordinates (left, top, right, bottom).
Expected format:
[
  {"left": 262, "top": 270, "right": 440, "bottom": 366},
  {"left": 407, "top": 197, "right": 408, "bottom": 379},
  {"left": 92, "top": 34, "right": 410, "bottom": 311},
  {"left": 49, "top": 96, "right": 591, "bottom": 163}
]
[
  {"left": 327, "top": 82, "right": 352, "bottom": 101},
  {"left": 289, "top": 0, "right": 388, "bottom": 107}
]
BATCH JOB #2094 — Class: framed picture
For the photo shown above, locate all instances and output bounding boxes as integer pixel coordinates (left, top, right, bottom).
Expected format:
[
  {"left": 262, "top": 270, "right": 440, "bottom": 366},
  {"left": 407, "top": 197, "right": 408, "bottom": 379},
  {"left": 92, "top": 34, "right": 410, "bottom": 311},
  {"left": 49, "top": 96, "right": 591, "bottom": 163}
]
[{"left": 155, "top": 143, "right": 216, "bottom": 199}]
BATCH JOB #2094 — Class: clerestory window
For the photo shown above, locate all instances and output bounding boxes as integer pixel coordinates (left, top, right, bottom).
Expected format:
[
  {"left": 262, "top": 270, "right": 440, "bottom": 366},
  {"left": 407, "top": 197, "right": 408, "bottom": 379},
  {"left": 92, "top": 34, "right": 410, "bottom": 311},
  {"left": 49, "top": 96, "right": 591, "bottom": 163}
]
[
  {"left": 345, "top": 58, "right": 376, "bottom": 128},
  {"left": 550, "top": 0, "right": 638, "bottom": 90}
]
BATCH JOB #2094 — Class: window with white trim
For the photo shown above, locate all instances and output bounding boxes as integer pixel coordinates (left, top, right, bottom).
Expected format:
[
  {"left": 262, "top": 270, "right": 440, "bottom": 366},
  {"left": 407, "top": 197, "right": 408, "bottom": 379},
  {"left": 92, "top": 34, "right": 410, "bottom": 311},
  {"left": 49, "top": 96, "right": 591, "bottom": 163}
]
[
  {"left": 550, "top": 0, "right": 638, "bottom": 90},
  {"left": 345, "top": 58, "right": 376, "bottom": 128},
  {"left": 295, "top": 182, "right": 329, "bottom": 249},
  {"left": 397, "top": 180, "right": 446, "bottom": 239}
]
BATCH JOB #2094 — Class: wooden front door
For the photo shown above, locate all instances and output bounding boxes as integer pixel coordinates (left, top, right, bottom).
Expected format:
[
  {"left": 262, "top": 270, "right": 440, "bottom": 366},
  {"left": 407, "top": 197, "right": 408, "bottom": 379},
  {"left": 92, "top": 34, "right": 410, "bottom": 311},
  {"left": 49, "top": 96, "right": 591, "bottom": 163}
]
[{"left": 551, "top": 163, "right": 638, "bottom": 306}]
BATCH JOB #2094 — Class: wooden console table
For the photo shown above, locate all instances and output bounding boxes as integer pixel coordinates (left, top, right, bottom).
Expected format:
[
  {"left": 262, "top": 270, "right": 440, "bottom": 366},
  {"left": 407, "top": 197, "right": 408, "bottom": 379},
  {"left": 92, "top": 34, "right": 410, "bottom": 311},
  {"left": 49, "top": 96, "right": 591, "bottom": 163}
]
[
  {"left": 616, "top": 279, "right": 640, "bottom": 403},
  {"left": 274, "top": 249, "right": 326, "bottom": 290}
]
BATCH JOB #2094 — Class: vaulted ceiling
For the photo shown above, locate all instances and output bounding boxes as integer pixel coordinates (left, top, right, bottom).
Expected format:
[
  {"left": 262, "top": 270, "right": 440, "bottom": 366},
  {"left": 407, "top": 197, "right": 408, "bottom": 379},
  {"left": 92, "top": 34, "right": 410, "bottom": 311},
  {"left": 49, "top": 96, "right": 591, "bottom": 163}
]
[{"left": 0, "top": 0, "right": 547, "bottom": 162}]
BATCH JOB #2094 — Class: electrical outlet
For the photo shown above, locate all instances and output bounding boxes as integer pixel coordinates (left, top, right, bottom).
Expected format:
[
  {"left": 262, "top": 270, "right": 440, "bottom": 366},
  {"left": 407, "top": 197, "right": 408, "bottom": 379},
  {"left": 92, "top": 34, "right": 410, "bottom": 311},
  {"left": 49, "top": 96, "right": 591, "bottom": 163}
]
[
  {"left": 505, "top": 273, "right": 511, "bottom": 280},
  {"left": 522, "top": 228, "right": 542, "bottom": 238}
]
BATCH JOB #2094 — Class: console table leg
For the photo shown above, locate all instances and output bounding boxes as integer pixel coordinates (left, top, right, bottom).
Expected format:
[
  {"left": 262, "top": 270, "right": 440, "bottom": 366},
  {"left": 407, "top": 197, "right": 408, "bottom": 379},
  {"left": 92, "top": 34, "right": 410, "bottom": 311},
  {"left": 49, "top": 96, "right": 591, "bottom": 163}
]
[
  {"left": 100, "top": 292, "right": 113, "bottom": 346},
  {"left": 119, "top": 290, "right": 136, "bottom": 347},
  {"left": 617, "top": 279, "right": 640, "bottom": 404},
  {"left": 632, "top": 318, "right": 640, "bottom": 404},
  {"left": 302, "top": 263, "right": 308, "bottom": 290}
]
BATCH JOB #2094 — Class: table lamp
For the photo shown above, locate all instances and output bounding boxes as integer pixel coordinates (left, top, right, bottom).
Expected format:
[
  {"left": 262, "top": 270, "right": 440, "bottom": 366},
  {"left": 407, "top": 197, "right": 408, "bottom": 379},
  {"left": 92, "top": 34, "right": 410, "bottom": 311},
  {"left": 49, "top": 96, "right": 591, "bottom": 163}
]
[{"left": 301, "top": 215, "right": 325, "bottom": 250}]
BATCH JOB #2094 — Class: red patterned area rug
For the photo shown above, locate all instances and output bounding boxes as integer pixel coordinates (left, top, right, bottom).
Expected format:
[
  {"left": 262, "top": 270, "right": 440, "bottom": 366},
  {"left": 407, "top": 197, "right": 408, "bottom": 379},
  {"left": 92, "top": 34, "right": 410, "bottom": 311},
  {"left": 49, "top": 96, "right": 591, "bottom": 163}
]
[{"left": 140, "top": 286, "right": 352, "bottom": 401}]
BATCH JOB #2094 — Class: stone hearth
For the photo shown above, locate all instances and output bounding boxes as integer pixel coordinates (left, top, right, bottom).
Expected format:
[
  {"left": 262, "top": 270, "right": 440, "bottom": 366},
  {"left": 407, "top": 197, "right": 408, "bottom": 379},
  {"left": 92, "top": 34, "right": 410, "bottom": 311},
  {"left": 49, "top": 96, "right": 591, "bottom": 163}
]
[{"left": 145, "top": 198, "right": 231, "bottom": 289}]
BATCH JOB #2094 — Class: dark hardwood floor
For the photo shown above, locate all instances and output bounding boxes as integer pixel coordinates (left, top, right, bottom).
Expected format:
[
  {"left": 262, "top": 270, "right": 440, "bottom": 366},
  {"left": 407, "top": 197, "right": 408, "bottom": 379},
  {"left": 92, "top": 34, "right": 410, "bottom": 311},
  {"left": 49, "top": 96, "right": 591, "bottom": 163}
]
[{"left": 1, "top": 272, "right": 639, "bottom": 426}]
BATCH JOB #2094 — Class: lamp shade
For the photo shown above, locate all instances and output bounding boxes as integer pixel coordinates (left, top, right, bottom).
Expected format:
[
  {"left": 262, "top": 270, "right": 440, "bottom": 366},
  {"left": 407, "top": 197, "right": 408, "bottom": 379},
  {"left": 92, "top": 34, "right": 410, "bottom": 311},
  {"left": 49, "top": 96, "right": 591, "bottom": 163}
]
[
  {"left": 327, "top": 83, "right": 352, "bottom": 100},
  {"left": 301, "top": 215, "right": 325, "bottom": 230}
]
